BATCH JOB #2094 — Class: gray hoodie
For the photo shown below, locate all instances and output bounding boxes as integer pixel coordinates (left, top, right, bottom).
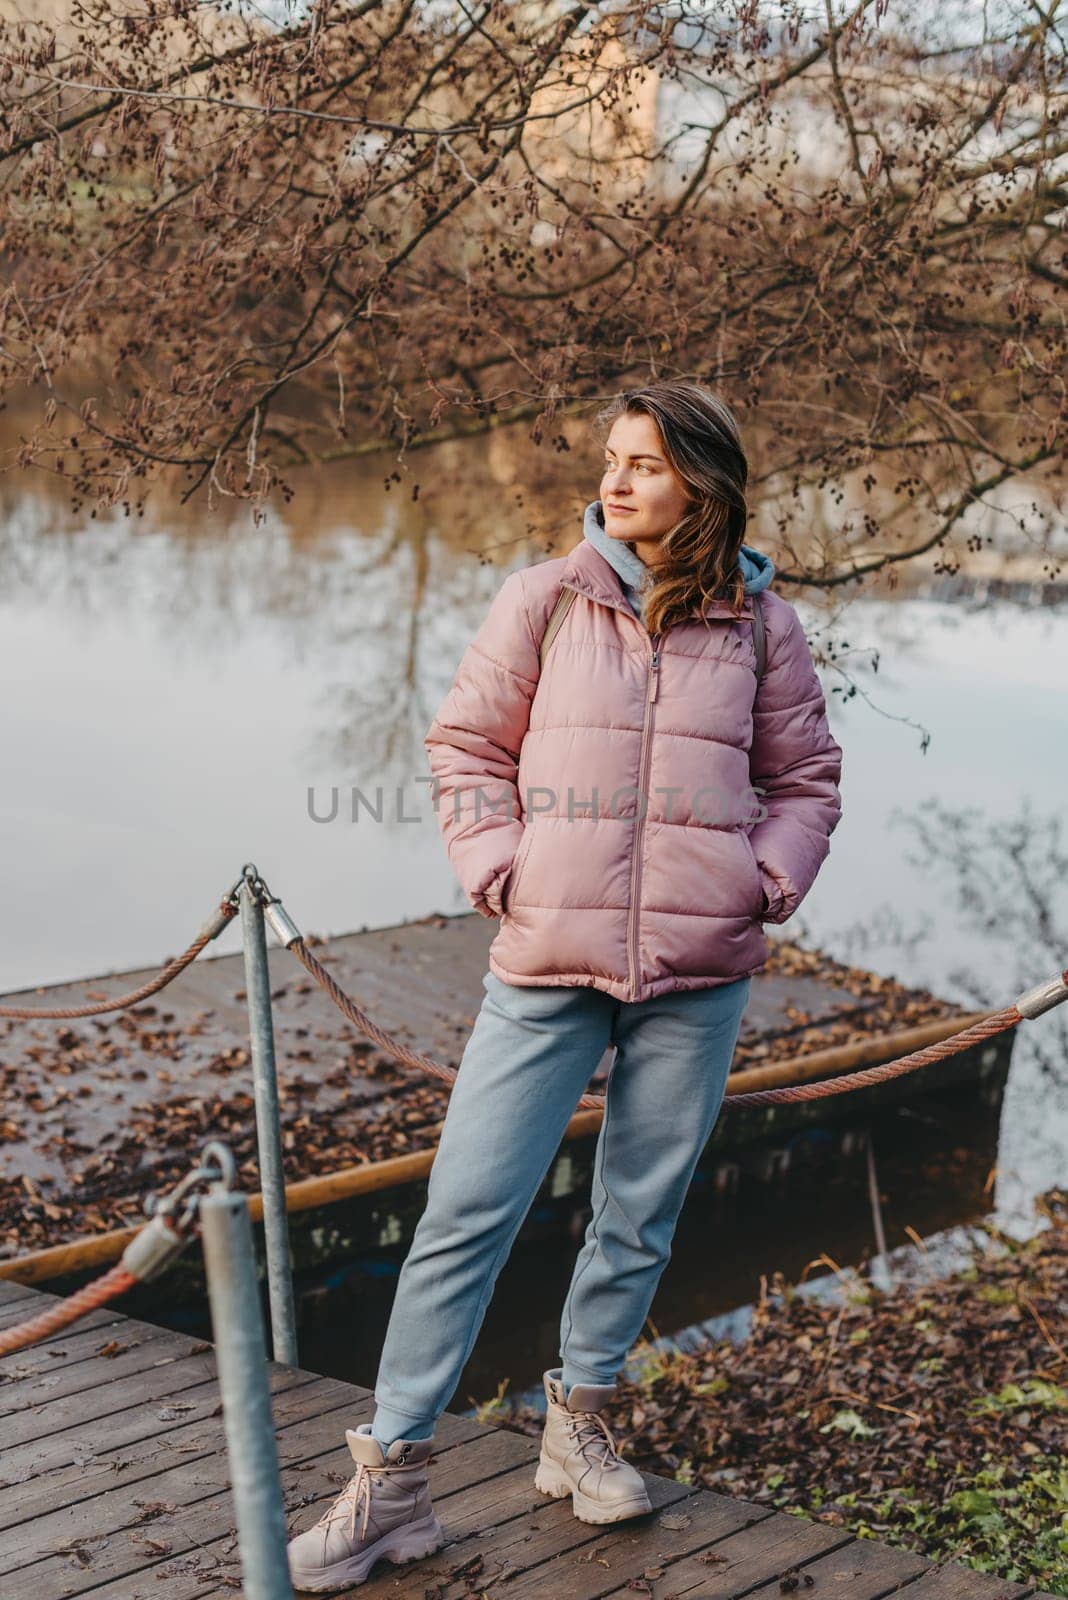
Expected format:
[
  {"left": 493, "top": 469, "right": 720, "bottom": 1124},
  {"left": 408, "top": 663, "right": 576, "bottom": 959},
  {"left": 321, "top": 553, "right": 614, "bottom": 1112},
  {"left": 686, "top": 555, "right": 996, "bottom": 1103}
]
[{"left": 582, "top": 499, "right": 775, "bottom": 623}]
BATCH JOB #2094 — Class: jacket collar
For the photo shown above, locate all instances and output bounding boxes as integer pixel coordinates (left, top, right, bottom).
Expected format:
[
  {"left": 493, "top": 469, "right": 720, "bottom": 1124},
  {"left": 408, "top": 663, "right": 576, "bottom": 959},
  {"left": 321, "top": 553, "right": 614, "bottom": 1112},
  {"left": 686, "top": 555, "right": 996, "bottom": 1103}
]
[
  {"left": 582, "top": 500, "right": 648, "bottom": 610},
  {"left": 560, "top": 538, "right": 756, "bottom": 623}
]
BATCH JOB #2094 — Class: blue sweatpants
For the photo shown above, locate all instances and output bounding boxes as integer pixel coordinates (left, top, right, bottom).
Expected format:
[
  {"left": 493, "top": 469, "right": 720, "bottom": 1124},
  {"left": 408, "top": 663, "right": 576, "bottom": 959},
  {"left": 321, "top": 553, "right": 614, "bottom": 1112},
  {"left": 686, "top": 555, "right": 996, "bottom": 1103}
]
[{"left": 371, "top": 968, "right": 751, "bottom": 1448}]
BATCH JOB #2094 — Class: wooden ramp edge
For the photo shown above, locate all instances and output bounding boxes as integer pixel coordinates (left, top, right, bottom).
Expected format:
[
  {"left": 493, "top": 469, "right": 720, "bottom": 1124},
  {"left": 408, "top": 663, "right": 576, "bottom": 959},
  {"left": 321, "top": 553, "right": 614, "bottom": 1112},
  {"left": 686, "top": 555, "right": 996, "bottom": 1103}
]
[{"left": 0, "top": 1281, "right": 1057, "bottom": 1600}]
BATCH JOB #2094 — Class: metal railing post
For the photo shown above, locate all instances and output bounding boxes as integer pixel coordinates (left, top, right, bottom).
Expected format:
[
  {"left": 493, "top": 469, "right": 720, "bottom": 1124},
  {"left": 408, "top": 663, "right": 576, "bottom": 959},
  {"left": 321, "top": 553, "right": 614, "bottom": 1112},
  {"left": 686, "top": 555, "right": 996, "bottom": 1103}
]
[
  {"left": 239, "top": 870, "right": 299, "bottom": 1366},
  {"left": 201, "top": 1170, "right": 295, "bottom": 1600}
]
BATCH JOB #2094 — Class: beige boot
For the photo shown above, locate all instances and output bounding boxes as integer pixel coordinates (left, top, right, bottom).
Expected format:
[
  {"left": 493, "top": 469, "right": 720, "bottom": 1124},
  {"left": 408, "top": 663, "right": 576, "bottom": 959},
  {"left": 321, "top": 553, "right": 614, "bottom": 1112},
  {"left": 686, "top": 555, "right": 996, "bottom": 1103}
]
[
  {"left": 286, "top": 1422, "right": 445, "bottom": 1593},
  {"left": 534, "top": 1367, "right": 653, "bottom": 1524}
]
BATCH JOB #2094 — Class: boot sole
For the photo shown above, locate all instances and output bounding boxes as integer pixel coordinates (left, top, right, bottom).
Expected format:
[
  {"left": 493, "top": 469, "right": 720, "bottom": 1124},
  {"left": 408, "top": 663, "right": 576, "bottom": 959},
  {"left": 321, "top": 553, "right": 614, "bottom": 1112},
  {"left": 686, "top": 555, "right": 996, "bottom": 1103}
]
[
  {"left": 534, "top": 1453, "right": 653, "bottom": 1525},
  {"left": 289, "top": 1511, "right": 446, "bottom": 1593}
]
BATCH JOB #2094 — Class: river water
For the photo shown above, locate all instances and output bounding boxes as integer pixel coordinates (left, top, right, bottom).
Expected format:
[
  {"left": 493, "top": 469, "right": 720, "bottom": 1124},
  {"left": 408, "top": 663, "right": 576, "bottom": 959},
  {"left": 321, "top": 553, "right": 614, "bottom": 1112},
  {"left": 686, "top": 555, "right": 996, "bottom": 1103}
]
[{"left": 1, "top": 468, "right": 1065, "bottom": 1267}]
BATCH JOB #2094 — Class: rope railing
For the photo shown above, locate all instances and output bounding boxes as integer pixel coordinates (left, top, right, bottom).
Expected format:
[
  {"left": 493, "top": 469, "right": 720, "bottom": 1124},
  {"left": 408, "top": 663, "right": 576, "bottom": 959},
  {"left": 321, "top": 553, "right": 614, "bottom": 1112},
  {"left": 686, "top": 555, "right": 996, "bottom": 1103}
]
[
  {"left": 0, "top": 889, "right": 240, "bottom": 1019},
  {"left": 288, "top": 933, "right": 626, "bottom": 1108},
  {"left": 267, "top": 878, "right": 1067, "bottom": 1112},
  {"left": 0, "top": 1150, "right": 222, "bottom": 1357},
  {"left": 718, "top": 1005, "right": 1031, "bottom": 1109},
  {"left": 5, "top": 864, "right": 1065, "bottom": 1108},
  {"left": 0, "top": 1263, "right": 140, "bottom": 1359}
]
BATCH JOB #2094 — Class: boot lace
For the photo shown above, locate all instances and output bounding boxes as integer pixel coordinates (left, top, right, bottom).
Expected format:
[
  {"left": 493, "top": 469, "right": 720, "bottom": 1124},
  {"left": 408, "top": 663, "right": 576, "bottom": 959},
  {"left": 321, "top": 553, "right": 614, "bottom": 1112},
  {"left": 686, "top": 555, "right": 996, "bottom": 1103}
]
[
  {"left": 316, "top": 1457, "right": 417, "bottom": 1548},
  {"left": 565, "top": 1409, "right": 623, "bottom": 1469}
]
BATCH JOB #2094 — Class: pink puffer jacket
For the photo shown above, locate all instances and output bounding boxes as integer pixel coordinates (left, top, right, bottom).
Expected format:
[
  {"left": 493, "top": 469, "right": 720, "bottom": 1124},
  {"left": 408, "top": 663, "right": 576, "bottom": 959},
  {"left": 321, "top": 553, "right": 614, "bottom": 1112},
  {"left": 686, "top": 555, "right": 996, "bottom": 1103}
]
[{"left": 425, "top": 538, "right": 843, "bottom": 1002}]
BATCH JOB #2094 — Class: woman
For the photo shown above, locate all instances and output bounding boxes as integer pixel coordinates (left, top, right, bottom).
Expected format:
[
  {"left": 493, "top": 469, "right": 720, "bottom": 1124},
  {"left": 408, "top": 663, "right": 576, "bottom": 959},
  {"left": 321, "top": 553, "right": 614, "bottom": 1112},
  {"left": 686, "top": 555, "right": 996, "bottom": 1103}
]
[{"left": 287, "top": 381, "right": 843, "bottom": 1592}]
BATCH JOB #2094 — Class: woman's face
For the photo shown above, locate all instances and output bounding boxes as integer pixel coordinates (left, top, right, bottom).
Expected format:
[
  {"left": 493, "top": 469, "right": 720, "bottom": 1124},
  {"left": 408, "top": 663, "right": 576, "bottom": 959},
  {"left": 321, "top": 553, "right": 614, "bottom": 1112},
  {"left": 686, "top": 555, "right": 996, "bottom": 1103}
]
[{"left": 599, "top": 411, "right": 692, "bottom": 562}]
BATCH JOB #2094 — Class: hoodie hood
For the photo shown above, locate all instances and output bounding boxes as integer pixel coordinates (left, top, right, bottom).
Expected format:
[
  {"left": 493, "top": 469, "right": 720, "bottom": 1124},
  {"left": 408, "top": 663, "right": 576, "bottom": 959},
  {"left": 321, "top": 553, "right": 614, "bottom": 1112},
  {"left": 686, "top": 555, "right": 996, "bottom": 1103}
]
[
  {"left": 582, "top": 500, "right": 775, "bottom": 621},
  {"left": 582, "top": 500, "right": 649, "bottom": 616},
  {"left": 737, "top": 542, "right": 775, "bottom": 594}
]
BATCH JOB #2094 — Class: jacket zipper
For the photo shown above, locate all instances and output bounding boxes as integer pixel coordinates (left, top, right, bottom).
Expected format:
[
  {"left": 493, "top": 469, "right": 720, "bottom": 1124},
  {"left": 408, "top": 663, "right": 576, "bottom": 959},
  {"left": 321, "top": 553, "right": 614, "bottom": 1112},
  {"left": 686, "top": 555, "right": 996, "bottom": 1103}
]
[{"left": 627, "top": 632, "right": 661, "bottom": 1000}]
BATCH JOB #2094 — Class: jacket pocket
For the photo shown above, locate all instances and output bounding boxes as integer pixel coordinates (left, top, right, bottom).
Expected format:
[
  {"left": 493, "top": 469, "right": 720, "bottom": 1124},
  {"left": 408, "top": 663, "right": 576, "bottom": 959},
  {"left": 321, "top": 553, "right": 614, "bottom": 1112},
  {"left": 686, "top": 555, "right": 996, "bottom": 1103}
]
[
  {"left": 502, "top": 826, "right": 535, "bottom": 914},
  {"left": 740, "top": 831, "right": 765, "bottom": 918}
]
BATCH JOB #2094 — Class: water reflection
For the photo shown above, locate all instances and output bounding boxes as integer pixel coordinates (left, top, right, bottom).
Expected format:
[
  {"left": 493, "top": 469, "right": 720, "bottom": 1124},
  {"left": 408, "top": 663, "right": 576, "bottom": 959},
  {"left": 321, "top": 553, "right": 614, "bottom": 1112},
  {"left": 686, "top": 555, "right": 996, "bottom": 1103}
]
[{"left": 798, "top": 599, "right": 1068, "bottom": 1235}]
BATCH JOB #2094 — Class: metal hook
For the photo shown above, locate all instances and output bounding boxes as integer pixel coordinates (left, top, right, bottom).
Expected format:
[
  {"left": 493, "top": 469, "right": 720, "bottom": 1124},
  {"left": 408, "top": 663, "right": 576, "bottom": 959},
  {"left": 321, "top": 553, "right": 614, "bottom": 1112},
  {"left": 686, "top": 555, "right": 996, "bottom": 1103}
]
[
  {"left": 221, "top": 870, "right": 250, "bottom": 908},
  {"left": 143, "top": 1143, "right": 238, "bottom": 1235},
  {"left": 201, "top": 1140, "right": 238, "bottom": 1193},
  {"left": 239, "top": 862, "right": 278, "bottom": 907}
]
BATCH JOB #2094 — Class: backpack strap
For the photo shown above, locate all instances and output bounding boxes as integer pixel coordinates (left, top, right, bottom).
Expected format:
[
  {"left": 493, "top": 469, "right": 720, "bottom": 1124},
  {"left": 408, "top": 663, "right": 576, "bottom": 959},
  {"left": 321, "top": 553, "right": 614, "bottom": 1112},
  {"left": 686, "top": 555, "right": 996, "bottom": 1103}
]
[
  {"left": 751, "top": 591, "right": 766, "bottom": 684},
  {"left": 538, "top": 585, "right": 579, "bottom": 672}
]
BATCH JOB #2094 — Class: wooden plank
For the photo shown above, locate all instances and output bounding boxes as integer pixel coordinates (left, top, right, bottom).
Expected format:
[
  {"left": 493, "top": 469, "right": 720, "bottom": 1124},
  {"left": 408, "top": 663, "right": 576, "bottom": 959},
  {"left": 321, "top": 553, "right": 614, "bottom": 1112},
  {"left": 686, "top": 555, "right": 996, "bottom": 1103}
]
[
  {"left": 0, "top": 1289, "right": 172, "bottom": 1344},
  {"left": 868, "top": 1560, "right": 1035, "bottom": 1597},
  {"left": 0, "top": 1365, "right": 317, "bottom": 1525},
  {"left": 109, "top": 1429, "right": 593, "bottom": 1600},
  {"left": 0, "top": 1278, "right": 43, "bottom": 1307},
  {"left": 0, "top": 1290, "right": 182, "bottom": 1347},
  {"left": 352, "top": 1471, "right": 695, "bottom": 1599},
  {"left": 86, "top": 1414, "right": 503, "bottom": 1600},
  {"left": 0, "top": 1303, "right": 129, "bottom": 1344},
  {"left": 446, "top": 1485, "right": 778, "bottom": 1600},
  {"left": 9, "top": 1405, "right": 370, "bottom": 1600},
  {"left": 0, "top": 1299, "right": 127, "bottom": 1337},
  {"left": 415, "top": 1425, "right": 540, "bottom": 1490},
  {"left": 596, "top": 1505, "right": 854, "bottom": 1598},
  {"left": 0, "top": 1329, "right": 215, "bottom": 1430},
  {"left": 0, "top": 1375, "right": 364, "bottom": 1571},
  {"left": 0, "top": 1350, "right": 219, "bottom": 1484},
  {"left": 0, "top": 1285, "right": 1035, "bottom": 1600},
  {"left": 0, "top": 1338, "right": 219, "bottom": 1472},
  {"left": 422, "top": 1455, "right": 555, "bottom": 1543},
  {"left": 745, "top": 1534, "right": 932, "bottom": 1596},
  {"left": 0, "top": 1338, "right": 1023, "bottom": 1600},
  {"left": 0, "top": 1290, "right": 217, "bottom": 1358},
  {"left": 10, "top": 1398, "right": 490, "bottom": 1598},
  {"left": 0, "top": 1288, "right": 65, "bottom": 1325},
  {"left": 0, "top": 1311, "right": 168, "bottom": 1369}
]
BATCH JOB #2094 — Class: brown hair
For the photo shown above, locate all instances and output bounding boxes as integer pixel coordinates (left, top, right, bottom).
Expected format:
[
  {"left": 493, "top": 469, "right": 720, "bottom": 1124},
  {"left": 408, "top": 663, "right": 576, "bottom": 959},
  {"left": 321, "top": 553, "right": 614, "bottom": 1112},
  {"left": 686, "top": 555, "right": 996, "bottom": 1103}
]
[{"left": 592, "top": 380, "right": 750, "bottom": 634}]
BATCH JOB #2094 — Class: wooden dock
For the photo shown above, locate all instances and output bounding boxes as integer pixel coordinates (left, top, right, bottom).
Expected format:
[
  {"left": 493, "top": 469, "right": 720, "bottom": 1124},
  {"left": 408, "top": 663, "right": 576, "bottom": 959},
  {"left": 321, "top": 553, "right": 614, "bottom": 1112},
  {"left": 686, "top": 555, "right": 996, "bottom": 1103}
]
[
  {"left": 1, "top": 911, "right": 1009, "bottom": 1277},
  {"left": 1, "top": 1279, "right": 1057, "bottom": 1600}
]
